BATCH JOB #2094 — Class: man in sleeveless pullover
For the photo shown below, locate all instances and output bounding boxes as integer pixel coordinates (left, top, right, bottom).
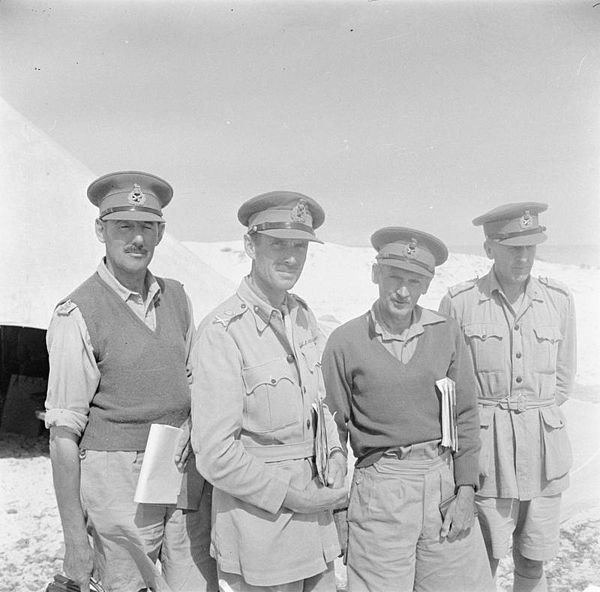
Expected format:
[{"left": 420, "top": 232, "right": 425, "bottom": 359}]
[
  {"left": 322, "top": 227, "right": 493, "bottom": 592},
  {"left": 44, "top": 171, "right": 217, "bottom": 592},
  {"left": 190, "top": 192, "right": 348, "bottom": 591},
  {"left": 439, "top": 203, "right": 576, "bottom": 592}
]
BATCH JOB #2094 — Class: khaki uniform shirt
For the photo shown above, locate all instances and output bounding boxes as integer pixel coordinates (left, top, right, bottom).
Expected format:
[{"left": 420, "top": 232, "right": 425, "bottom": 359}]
[
  {"left": 190, "top": 278, "right": 340, "bottom": 587},
  {"left": 439, "top": 270, "right": 576, "bottom": 499}
]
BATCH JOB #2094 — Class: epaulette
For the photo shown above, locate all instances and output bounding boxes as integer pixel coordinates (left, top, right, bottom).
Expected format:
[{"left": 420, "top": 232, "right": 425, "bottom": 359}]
[
  {"left": 211, "top": 300, "right": 248, "bottom": 329},
  {"left": 290, "top": 292, "right": 308, "bottom": 309},
  {"left": 538, "top": 276, "right": 570, "bottom": 296},
  {"left": 56, "top": 299, "right": 78, "bottom": 317},
  {"left": 447, "top": 278, "right": 478, "bottom": 298}
]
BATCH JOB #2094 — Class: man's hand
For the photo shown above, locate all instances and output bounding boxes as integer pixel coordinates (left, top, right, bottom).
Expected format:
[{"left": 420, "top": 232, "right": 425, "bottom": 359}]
[
  {"left": 284, "top": 477, "right": 348, "bottom": 514},
  {"left": 326, "top": 449, "right": 347, "bottom": 489},
  {"left": 440, "top": 485, "right": 477, "bottom": 542},
  {"left": 174, "top": 416, "right": 192, "bottom": 469},
  {"left": 63, "top": 539, "right": 95, "bottom": 591}
]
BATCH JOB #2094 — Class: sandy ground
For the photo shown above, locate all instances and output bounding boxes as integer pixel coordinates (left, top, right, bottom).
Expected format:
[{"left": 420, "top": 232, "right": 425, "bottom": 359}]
[{"left": 1, "top": 245, "right": 598, "bottom": 591}]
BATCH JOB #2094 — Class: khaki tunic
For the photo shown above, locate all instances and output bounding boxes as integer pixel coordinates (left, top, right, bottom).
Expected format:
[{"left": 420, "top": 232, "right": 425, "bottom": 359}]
[
  {"left": 439, "top": 271, "right": 576, "bottom": 499},
  {"left": 190, "top": 278, "right": 340, "bottom": 587}
]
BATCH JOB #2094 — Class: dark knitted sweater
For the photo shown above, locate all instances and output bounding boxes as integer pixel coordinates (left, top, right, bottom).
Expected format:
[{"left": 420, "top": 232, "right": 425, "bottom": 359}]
[{"left": 322, "top": 307, "right": 480, "bottom": 487}]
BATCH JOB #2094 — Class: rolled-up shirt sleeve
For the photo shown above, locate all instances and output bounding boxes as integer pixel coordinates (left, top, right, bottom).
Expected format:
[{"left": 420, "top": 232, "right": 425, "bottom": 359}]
[
  {"left": 45, "top": 306, "right": 100, "bottom": 437},
  {"left": 190, "top": 324, "right": 292, "bottom": 514}
]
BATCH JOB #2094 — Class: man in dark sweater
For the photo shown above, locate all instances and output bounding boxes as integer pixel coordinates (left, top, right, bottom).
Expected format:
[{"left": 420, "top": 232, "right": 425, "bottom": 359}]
[
  {"left": 322, "top": 227, "right": 493, "bottom": 592},
  {"left": 45, "top": 172, "right": 216, "bottom": 592}
]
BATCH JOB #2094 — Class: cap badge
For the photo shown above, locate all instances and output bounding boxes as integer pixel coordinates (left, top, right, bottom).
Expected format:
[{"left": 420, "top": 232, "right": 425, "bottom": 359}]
[
  {"left": 127, "top": 184, "right": 147, "bottom": 206},
  {"left": 520, "top": 209, "right": 532, "bottom": 228},
  {"left": 405, "top": 238, "right": 418, "bottom": 257},
  {"left": 290, "top": 199, "right": 311, "bottom": 225}
]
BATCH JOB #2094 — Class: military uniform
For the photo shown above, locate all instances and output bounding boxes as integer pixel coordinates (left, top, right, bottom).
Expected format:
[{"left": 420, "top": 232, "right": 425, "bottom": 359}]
[
  {"left": 190, "top": 192, "right": 341, "bottom": 590},
  {"left": 323, "top": 227, "right": 493, "bottom": 592},
  {"left": 45, "top": 172, "right": 217, "bottom": 592},
  {"left": 439, "top": 203, "right": 576, "bottom": 581}
]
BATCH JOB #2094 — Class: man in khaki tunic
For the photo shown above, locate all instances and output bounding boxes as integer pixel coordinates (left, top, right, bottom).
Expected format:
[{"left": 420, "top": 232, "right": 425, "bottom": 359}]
[
  {"left": 439, "top": 203, "right": 576, "bottom": 592},
  {"left": 190, "top": 192, "right": 347, "bottom": 591}
]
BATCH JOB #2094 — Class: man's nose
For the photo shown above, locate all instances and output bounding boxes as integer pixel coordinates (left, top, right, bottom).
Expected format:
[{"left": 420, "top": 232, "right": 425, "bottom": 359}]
[
  {"left": 131, "top": 231, "right": 144, "bottom": 246},
  {"left": 396, "top": 285, "right": 409, "bottom": 297}
]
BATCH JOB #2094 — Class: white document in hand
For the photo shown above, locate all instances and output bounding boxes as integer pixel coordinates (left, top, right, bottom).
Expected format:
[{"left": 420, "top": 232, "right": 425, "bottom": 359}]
[{"left": 134, "top": 423, "right": 184, "bottom": 504}]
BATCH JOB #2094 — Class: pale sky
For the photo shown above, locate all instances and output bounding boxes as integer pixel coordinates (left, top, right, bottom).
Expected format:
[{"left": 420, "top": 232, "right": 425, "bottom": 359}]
[{"left": 1, "top": 0, "right": 599, "bottom": 247}]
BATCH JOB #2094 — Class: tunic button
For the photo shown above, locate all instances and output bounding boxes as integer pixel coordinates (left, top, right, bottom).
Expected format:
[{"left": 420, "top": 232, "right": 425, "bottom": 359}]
[
  {"left": 516, "top": 352, "right": 522, "bottom": 359},
  {"left": 516, "top": 376, "right": 523, "bottom": 383},
  {"left": 240, "top": 303, "right": 246, "bottom": 309},
  {"left": 306, "top": 419, "right": 311, "bottom": 429},
  {"left": 514, "top": 325, "right": 520, "bottom": 331},
  {"left": 270, "top": 378, "right": 276, "bottom": 384},
  {"left": 286, "top": 353, "right": 295, "bottom": 363}
]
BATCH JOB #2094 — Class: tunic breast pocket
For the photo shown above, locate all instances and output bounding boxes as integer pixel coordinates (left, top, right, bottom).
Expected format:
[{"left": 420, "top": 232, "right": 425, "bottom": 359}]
[
  {"left": 464, "top": 323, "right": 505, "bottom": 372},
  {"left": 532, "top": 326, "right": 562, "bottom": 374},
  {"left": 242, "top": 358, "right": 299, "bottom": 433}
]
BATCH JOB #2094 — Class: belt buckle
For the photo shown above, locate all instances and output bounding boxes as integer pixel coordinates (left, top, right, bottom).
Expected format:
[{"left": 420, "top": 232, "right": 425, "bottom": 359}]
[{"left": 516, "top": 393, "right": 527, "bottom": 413}]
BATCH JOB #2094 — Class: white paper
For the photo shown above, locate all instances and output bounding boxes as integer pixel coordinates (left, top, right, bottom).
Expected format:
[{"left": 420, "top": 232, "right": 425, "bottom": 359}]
[{"left": 134, "top": 423, "right": 184, "bottom": 504}]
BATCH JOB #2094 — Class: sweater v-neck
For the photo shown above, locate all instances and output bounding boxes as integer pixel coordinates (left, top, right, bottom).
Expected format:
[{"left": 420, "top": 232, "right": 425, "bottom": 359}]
[
  {"left": 95, "top": 272, "right": 161, "bottom": 338},
  {"left": 367, "top": 312, "right": 425, "bottom": 369}
]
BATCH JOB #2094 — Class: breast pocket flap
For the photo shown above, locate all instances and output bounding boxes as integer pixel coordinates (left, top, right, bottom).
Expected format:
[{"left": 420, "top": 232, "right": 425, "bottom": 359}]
[
  {"left": 242, "top": 358, "right": 295, "bottom": 394},
  {"left": 464, "top": 323, "right": 504, "bottom": 341},
  {"left": 533, "top": 326, "right": 563, "bottom": 344}
]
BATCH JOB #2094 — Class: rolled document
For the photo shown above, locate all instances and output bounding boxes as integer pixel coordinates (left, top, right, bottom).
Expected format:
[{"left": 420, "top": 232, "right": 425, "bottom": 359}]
[
  {"left": 134, "top": 423, "right": 184, "bottom": 504},
  {"left": 436, "top": 377, "right": 458, "bottom": 451}
]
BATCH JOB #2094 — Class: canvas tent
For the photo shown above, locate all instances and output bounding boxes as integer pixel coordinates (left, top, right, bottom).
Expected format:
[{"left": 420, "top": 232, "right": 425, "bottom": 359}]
[{"left": 0, "top": 96, "right": 233, "bottom": 330}]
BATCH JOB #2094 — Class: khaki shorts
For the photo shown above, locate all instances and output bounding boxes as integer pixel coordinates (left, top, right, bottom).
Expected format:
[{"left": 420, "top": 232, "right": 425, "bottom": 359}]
[{"left": 475, "top": 495, "right": 562, "bottom": 561}]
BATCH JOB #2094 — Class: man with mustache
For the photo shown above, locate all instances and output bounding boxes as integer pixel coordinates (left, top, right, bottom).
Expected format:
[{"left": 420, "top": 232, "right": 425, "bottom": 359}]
[
  {"left": 190, "top": 191, "right": 347, "bottom": 591},
  {"left": 45, "top": 171, "right": 217, "bottom": 592},
  {"left": 322, "top": 227, "right": 493, "bottom": 592},
  {"left": 439, "top": 203, "right": 576, "bottom": 592}
]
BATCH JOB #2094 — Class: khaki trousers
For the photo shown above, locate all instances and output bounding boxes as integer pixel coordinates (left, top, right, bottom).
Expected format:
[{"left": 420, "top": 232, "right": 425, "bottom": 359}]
[
  {"left": 80, "top": 449, "right": 217, "bottom": 592},
  {"left": 347, "top": 445, "right": 493, "bottom": 592}
]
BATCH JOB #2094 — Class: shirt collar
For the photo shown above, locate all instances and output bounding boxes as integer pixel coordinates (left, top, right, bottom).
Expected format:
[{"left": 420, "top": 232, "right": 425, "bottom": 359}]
[
  {"left": 370, "top": 302, "right": 445, "bottom": 342},
  {"left": 237, "top": 276, "right": 296, "bottom": 332},
  {"left": 484, "top": 268, "right": 543, "bottom": 304},
  {"left": 96, "top": 259, "right": 160, "bottom": 305}
]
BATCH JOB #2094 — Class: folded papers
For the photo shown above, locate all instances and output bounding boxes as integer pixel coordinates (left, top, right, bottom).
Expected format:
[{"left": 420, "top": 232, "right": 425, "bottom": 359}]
[
  {"left": 436, "top": 377, "right": 458, "bottom": 451},
  {"left": 134, "top": 423, "right": 184, "bottom": 504}
]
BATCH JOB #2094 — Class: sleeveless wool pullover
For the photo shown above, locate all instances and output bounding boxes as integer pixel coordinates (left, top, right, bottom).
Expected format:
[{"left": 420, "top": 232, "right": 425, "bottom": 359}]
[{"left": 69, "top": 273, "right": 191, "bottom": 451}]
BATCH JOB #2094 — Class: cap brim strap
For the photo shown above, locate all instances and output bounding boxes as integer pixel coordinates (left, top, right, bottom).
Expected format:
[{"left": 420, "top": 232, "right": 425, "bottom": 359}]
[
  {"left": 487, "top": 226, "right": 546, "bottom": 241},
  {"left": 376, "top": 253, "right": 434, "bottom": 274},
  {"left": 100, "top": 205, "right": 163, "bottom": 219},
  {"left": 249, "top": 221, "right": 315, "bottom": 236}
]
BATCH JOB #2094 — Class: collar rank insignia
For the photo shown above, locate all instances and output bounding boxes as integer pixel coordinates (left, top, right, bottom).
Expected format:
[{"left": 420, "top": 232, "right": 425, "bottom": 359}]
[
  {"left": 405, "top": 238, "right": 418, "bottom": 257},
  {"left": 290, "top": 199, "right": 311, "bottom": 225},
  {"left": 520, "top": 209, "right": 532, "bottom": 228},
  {"left": 128, "top": 183, "right": 147, "bottom": 205}
]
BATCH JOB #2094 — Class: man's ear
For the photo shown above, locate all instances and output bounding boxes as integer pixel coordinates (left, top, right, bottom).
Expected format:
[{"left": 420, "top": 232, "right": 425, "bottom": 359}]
[
  {"left": 244, "top": 233, "right": 257, "bottom": 261},
  {"left": 156, "top": 222, "right": 166, "bottom": 245},
  {"left": 422, "top": 276, "right": 432, "bottom": 295},
  {"left": 95, "top": 219, "right": 106, "bottom": 244},
  {"left": 371, "top": 263, "right": 380, "bottom": 285},
  {"left": 483, "top": 239, "right": 494, "bottom": 260}
]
